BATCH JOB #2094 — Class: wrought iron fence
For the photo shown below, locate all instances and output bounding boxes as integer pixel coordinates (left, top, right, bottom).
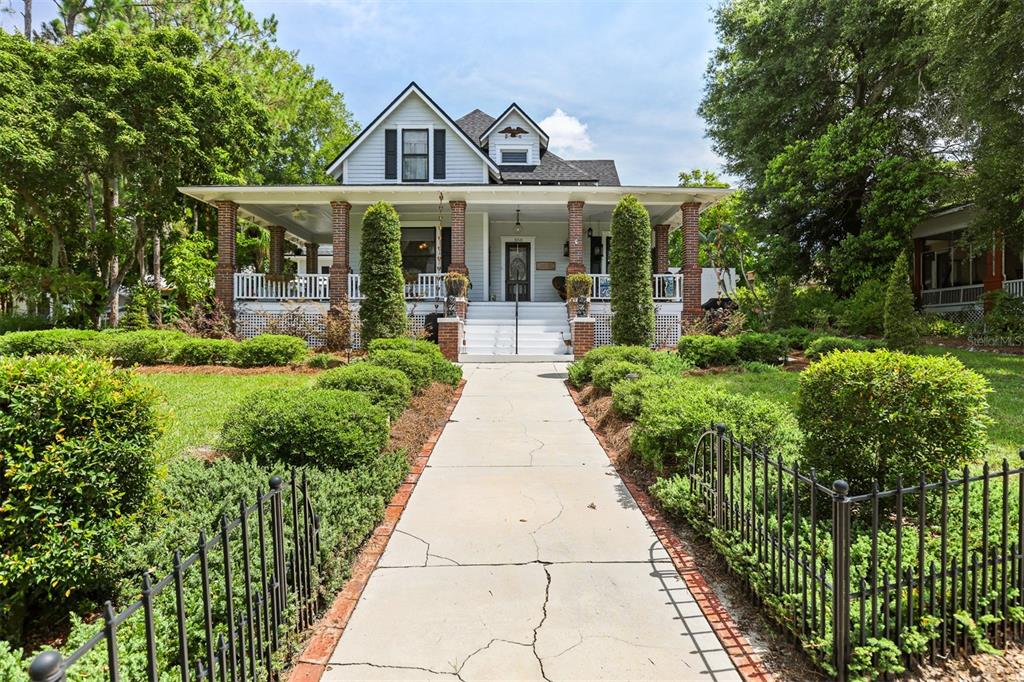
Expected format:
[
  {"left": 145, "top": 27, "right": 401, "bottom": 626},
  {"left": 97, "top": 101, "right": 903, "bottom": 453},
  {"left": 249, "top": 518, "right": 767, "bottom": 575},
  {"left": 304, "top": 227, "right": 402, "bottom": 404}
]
[
  {"left": 28, "top": 471, "right": 319, "bottom": 682},
  {"left": 686, "top": 424, "right": 1024, "bottom": 681}
]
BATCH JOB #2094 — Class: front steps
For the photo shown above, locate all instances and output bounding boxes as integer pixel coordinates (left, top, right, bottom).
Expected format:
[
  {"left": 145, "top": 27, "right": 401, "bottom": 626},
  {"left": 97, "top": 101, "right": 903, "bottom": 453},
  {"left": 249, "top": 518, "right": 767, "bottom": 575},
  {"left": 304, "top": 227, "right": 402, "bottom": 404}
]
[{"left": 460, "top": 303, "right": 573, "bottom": 361}]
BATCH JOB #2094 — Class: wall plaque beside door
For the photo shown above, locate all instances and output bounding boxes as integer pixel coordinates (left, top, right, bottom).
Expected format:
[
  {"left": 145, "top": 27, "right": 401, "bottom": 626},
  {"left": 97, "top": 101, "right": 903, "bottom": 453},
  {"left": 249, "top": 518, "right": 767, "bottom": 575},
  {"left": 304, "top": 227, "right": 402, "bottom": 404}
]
[{"left": 536, "top": 261, "right": 556, "bottom": 271}]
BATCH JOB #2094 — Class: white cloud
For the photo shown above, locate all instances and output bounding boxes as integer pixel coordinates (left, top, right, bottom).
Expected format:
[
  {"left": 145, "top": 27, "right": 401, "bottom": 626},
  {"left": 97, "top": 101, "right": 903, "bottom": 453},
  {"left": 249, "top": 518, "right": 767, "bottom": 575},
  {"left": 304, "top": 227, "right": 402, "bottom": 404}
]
[{"left": 539, "top": 109, "right": 594, "bottom": 155}]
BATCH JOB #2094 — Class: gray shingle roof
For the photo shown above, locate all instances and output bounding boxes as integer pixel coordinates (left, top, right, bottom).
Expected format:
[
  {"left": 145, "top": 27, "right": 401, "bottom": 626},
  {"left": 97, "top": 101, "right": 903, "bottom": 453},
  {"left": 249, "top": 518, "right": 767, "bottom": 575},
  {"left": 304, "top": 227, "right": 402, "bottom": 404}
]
[
  {"left": 564, "top": 160, "right": 620, "bottom": 186},
  {"left": 455, "top": 110, "right": 496, "bottom": 144}
]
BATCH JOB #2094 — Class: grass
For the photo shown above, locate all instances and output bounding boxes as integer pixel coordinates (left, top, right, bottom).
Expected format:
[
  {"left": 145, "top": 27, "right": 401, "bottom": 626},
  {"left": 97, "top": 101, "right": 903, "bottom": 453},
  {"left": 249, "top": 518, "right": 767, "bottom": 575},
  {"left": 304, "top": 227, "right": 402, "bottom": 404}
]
[
  {"left": 672, "top": 346, "right": 1024, "bottom": 467},
  {"left": 138, "top": 372, "right": 313, "bottom": 460}
]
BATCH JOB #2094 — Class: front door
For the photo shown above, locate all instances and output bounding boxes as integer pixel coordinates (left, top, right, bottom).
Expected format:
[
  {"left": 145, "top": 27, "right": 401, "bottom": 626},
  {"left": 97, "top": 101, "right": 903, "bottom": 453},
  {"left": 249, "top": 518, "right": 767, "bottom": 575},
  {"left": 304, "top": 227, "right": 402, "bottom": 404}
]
[{"left": 505, "top": 242, "right": 531, "bottom": 301}]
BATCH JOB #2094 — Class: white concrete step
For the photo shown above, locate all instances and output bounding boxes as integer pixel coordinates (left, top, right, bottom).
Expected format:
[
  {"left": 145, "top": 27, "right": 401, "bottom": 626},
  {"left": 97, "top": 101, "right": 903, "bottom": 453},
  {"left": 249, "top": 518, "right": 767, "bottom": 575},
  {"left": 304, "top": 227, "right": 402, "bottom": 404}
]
[{"left": 458, "top": 354, "right": 574, "bottom": 363}]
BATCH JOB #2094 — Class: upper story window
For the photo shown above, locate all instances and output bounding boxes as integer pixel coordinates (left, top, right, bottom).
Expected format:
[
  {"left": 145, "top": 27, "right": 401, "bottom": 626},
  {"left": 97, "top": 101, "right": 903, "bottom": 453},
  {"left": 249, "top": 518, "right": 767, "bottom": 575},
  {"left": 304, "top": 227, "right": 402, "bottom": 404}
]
[
  {"left": 402, "top": 129, "right": 429, "bottom": 182},
  {"left": 501, "top": 148, "right": 529, "bottom": 164}
]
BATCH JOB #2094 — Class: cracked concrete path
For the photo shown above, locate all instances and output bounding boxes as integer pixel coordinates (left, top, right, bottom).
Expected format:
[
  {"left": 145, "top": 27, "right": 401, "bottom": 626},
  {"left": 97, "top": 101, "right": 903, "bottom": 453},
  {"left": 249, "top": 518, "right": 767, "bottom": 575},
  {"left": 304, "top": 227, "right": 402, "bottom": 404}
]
[{"left": 325, "top": 363, "right": 739, "bottom": 681}]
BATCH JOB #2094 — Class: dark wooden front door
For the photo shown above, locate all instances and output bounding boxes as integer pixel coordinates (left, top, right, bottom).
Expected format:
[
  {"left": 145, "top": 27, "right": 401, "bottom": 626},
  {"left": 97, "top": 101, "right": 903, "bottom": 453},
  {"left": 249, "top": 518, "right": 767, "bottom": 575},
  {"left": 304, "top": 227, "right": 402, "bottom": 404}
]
[{"left": 505, "top": 242, "right": 531, "bottom": 301}]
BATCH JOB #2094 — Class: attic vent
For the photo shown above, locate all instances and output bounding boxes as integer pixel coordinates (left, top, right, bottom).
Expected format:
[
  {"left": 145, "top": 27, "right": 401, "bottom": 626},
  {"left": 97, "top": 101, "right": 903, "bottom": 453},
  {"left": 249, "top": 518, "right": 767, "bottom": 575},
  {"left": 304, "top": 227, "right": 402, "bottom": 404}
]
[{"left": 501, "top": 149, "right": 528, "bottom": 164}]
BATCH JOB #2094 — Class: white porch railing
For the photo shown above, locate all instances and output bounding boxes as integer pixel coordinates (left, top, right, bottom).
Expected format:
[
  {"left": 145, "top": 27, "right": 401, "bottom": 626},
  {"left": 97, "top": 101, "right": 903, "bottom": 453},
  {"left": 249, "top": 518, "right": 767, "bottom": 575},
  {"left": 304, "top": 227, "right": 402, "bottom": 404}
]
[
  {"left": 348, "top": 273, "right": 362, "bottom": 300},
  {"left": 234, "top": 273, "right": 330, "bottom": 301},
  {"left": 403, "top": 272, "right": 447, "bottom": 300},
  {"left": 1004, "top": 279, "right": 1024, "bottom": 299},
  {"left": 588, "top": 273, "right": 684, "bottom": 301},
  {"left": 920, "top": 284, "right": 984, "bottom": 307}
]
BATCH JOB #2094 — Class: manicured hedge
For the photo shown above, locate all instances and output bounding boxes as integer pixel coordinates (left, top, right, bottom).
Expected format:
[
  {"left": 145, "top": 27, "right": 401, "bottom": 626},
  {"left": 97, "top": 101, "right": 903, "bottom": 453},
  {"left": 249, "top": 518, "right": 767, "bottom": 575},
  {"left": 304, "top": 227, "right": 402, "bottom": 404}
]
[
  {"left": 359, "top": 201, "right": 407, "bottom": 344},
  {"left": 591, "top": 359, "right": 650, "bottom": 391},
  {"left": 0, "top": 314, "right": 50, "bottom": 334},
  {"left": 315, "top": 362, "right": 412, "bottom": 420},
  {"left": 776, "top": 326, "right": 822, "bottom": 351},
  {"left": 804, "top": 335, "right": 880, "bottom": 360},
  {"left": 367, "top": 337, "right": 462, "bottom": 387},
  {"left": 734, "top": 332, "right": 787, "bottom": 364},
  {"left": 366, "top": 349, "right": 433, "bottom": 393},
  {"left": 174, "top": 338, "right": 238, "bottom": 365},
  {"left": 92, "top": 329, "right": 188, "bottom": 365},
  {"left": 609, "top": 195, "right": 654, "bottom": 346},
  {"left": 0, "top": 328, "right": 100, "bottom": 356},
  {"left": 220, "top": 388, "right": 389, "bottom": 470},
  {"left": 232, "top": 334, "right": 308, "bottom": 367},
  {"left": 0, "top": 355, "right": 159, "bottom": 633},
  {"left": 611, "top": 373, "right": 686, "bottom": 420},
  {"left": 798, "top": 350, "right": 990, "bottom": 490},
  {"left": 676, "top": 335, "right": 739, "bottom": 368},
  {"left": 567, "top": 345, "right": 656, "bottom": 387}
]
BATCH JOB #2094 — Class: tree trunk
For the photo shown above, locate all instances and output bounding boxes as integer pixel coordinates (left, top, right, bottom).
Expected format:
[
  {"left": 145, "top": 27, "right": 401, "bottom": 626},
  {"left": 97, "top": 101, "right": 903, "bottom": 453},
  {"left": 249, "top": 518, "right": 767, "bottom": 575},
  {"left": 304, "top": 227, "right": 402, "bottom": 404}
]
[
  {"left": 23, "top": 0, "right": 31, "bottom": 39},
  {"left": 107, "top": 256, "right": 120, "bottom": 327}
]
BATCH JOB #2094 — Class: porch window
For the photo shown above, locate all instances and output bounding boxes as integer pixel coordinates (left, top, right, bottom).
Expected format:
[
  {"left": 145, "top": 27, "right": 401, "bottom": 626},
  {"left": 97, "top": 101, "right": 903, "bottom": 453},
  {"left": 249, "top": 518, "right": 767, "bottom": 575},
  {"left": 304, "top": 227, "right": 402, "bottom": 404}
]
[
  {"left": 402, "top": 130, "right": 429, "bottom": 182},
  {"left": 400, "top": 227, "right": 438, "bottom": 276},
  {"left": 1007, "top": 240, "right": 1024, "bottom": 281}
]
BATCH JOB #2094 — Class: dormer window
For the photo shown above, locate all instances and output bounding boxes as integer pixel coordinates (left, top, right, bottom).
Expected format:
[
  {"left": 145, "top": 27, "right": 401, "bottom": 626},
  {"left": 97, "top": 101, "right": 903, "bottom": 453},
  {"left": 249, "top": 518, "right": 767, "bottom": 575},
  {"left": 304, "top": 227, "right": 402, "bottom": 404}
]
[
  {"left": 501, "top": 148, "right": 529, "bottom": 165},
  {"left": 402, "top": 129, "right": 429, "bottom": 181}
]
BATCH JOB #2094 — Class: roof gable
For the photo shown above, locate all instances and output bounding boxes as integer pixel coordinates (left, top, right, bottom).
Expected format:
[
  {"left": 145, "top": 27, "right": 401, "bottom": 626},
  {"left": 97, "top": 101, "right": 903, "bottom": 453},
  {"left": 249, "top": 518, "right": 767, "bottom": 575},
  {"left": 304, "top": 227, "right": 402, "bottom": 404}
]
[
  {"left": 325, "top": 82, "right": 499, "bottom": 180},
  {"left": 480, "top": 103, "right": 550, "bottom": 148}
]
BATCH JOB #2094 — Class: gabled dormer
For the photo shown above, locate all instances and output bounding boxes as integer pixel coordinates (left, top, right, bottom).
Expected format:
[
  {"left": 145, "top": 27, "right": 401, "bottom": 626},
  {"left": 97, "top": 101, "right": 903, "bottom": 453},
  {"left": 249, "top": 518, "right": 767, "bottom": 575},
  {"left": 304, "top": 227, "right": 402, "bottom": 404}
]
[
  {"left": 480, "top": 103, "right": 550, "bottom": 168},
  {"left": 325, "top": 82, "right": 500, "bottom": 185}
]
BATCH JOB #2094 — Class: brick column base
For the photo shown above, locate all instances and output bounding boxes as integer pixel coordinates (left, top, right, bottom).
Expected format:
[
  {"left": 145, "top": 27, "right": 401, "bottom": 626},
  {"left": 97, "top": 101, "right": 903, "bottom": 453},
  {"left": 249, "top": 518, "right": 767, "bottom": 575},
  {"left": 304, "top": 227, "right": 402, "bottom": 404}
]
[
  {"left": 571, "top": 317, "right": 595, "bottom": 357},
  {"left": 438, "top": 317, "right": 462, "bottom": 361}
]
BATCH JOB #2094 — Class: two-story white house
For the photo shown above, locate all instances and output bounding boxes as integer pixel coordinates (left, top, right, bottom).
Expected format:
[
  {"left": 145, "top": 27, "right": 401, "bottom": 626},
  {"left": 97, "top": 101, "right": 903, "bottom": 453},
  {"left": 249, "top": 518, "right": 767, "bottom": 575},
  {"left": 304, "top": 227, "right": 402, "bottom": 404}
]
[{"left": 179, "top": 82, "right": 730, "bottom": 359}]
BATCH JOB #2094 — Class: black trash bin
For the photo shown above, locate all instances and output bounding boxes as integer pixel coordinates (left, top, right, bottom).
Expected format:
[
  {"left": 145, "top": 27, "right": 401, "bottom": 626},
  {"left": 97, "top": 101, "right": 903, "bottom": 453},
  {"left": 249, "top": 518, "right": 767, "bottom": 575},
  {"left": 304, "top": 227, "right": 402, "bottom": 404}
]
[{"left": 423, "top": 312, "right": 441, "bottom": 343}]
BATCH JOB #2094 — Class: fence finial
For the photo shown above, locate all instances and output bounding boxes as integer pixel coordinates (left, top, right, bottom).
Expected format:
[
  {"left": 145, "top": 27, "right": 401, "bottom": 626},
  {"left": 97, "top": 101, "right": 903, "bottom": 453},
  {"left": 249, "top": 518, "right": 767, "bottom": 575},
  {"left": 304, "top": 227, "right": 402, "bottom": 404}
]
[
  {"left": 28, "top": 650, "right": 64, "bottom": 682},
  {"left": 832, "top": 479, "right": 849, "bottom": 497},
  {"left": 270, "top": 475, "right": 283, "bottom": 490},
  {"left": 715, "top": 423, "right": 727, "bottom": 435}
]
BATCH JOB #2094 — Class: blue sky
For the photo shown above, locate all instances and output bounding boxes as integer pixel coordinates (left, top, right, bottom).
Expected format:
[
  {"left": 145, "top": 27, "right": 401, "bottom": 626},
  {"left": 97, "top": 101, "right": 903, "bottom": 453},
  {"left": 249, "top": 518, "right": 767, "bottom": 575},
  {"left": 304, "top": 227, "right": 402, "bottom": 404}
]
[{"left": 3, "top": 0, "right": 726, "bottom": 186}]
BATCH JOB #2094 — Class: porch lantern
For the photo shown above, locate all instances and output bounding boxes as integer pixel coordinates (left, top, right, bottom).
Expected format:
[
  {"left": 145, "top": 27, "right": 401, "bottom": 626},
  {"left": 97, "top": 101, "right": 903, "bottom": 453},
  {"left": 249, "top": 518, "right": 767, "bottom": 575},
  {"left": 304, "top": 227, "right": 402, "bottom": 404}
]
[
  {"left": 563, "top": 241, "right": 570, "bottom": 257},
  {"left": 587, "top": 227, "right": 593, "bottom": 239},
  {"left": 514, "top": 208, "right": 522, "bottom": 235}
]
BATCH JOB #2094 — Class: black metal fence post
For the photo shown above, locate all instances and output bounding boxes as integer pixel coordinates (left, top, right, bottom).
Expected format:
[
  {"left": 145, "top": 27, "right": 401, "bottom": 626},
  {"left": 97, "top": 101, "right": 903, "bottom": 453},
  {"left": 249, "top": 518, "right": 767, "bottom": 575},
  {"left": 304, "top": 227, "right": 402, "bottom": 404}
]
[
  {"left": 28, "top": 651, "right": 65, "bottom": 682},
  {"left": 714, "top": 423, "right": 727, "bottom": 528},
  {"left": 832, "top": 479, "right": 851, "bottom": 682}
]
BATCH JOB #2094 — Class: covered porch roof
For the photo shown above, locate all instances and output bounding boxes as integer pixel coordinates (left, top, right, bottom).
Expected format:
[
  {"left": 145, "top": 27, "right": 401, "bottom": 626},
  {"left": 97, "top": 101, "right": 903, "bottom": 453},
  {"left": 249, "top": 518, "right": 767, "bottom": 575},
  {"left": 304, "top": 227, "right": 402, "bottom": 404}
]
[{"left": 177, "top": 184, "right": 732, "bottom": 244}]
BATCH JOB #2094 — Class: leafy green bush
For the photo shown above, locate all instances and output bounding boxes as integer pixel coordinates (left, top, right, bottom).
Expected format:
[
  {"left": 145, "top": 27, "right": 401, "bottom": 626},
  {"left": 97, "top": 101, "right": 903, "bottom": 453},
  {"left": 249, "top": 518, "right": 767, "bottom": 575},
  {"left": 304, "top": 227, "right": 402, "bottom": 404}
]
[
  {"left": 567, "top": 345, "right": 656, "bottom": 387},
  {"left": 883, "top": 252, "right": 920, "bottom": 352},
  {"left": 0, "top": 355, "right": 159, "bottom": 638},
  {"left": 735, "top": 332, "right": 787, "bottom": 364},
  {"left": 769, "top": 276, "right": 795, "bottom": 329},
  {"left": 609, "top": 195, "right": 655, "bottom": 346},
  {"left": 632, "top": 386, "right": 801, "bottom": 471},
  {"left": 0, "top": 314, "right": 50, "bottom": 335},
  {"left": 306, "top": 352, "right": 336, "bottom": 369},
  {"left": 359, "top": 202, "right": 407, "bottom": 344},
  {"left": 315, "top": 362, "right": 412, "bottom": 420},
  {"left": 220, "top": 388, "right": 388, "bottom": 470},
  {"left": 367, "top": 349, "right": 433, "bottom": 393},
  {"left": 805, "top": 335, "right": 879, "bottom": 360},
  {"left": 566, "top": 272, "right": 592, "bottom": 300},
  {"left": 979, "top": 290, "right": 1024, "bottom": 341},
  {"left": 0, "top": 641, "right": 23, "bottom": 679},
  {"left": 232, "top": 334, "right": 308, "bottom": 367},
  {"left": 0, "top": 328, "right": 100, "bottom": 356},
  {"left": 777, "top": 326, "right": 822, "bottom": 351},
  {"left": 838, "top": 279, "right": 886, "bottom": 336},
  {"left": 366, "top": 337, "right": 460, "bottom": 386},
  {"left": 611, "top": 373, "right": 686, "bottom": 420},
  {"left": 792, "top": 286, "right": 840, "bottom": 328},
  {"left": 650, "top": 351, "right": 693, "bottom": 376},
  {"left": 923, "top": 315, "right": 967, "bottom": 338},
  {"left": 798, "top": 351, "right": 990, "bottom": 490},
  {"left": 591, "top": 360, "right": 650, "bottom": 391},
  {"left": 174, "top": 338, "right": 238, "bottom": 365},
  {"left": 91, "top": 329, "right": 188, "bottom": 365},
  {"left": 676, "top": 335, "right": 739, "bottom": 368}
]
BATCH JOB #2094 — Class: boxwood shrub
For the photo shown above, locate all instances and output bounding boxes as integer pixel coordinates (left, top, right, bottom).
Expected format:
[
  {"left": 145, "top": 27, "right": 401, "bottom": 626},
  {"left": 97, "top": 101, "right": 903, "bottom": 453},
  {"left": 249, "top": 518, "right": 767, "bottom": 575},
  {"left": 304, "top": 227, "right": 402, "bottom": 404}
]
[
  {"left": 591, "top": 360, "right": 650, "bottom": 391},
  {"left": 676, "top": 335, "right": 739, "bottom": 368},
  {"left": 0, "top": 355, "right": 159, "bottom": 634},
  {"left": 367, "top": 337, "right": 462, "bottom": 387},
  {"left": 735, "top": 332, "right": 787, "bottom": 364},
  {"left": 567, "top": 345, "right": 656, "bottom": 387},
  {"left": 804, "top": 335, "right": 880, "bottom": 360},
  {"left": 366, "top": 349, "right": 433, "bottom": 393},
  {"left": 92, "top": 329, "right": 189, "bottom": 365},
  {"left": 0, "top": 328, "right": 100, "bottom": 356},
  {"left": 220, "top": 388, "right": 388, "bottom": 470},
  {"left": 798, "top": 350, "right": 991, "bottom": 491},
  {"left": 174, "top": 338, "right": 239, "bottom": 366},
  {"left": 611, "top": 373, "right": 686, "bottom": 420},
  {"left": 232, "top": 334, "right": 308, "bottom": 367},
  {"left": 0, "top": 314, "right": 50, "bottom": 334},
  {"left": 315, "top": 362, "right": 412, "bottom": 420},
  {"left": 777, "top": 326, "right": 821, "bottom": 351}
]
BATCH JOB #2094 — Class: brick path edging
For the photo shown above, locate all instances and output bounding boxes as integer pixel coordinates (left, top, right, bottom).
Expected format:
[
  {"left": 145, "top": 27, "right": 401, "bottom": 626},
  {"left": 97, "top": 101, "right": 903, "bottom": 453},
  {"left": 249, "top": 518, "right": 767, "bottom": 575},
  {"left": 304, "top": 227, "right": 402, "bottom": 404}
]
[
  {"left": 566, "top": 382, "right": 774, "bottom": 682},
  {"left": 288, "top": 380, "right": 466, "bottom": 682}
]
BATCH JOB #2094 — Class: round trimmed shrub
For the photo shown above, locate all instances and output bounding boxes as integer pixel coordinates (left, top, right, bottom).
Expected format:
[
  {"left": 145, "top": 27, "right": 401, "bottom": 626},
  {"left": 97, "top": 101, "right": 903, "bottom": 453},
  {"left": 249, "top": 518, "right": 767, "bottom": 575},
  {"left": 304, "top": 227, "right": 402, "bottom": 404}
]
[
  {"left": 220, "top": 388, "right": 388, "bottom": 469},
  {"left": 92, "top": 329, "right": 188, "bottom": 365},
  {"left": 804, "top": 335, "right": 878, "bottom": 360},
  {"left": 174, "top": 338, "right": 238, "bottom": 365},
  {"left": 676, "top": 335, "right": 739, "bottom": 368},
  {"left": 0, "top": 355, "right": 159, "bottom": 633},
  {"left": 315, "top": 362, "right": 412, "bottom": 420},
  {"left": 0, "top": 328, "right": 100, "bottom": 356},
  {"left": 367, "top": 349, "right": 433, "bottom": 393},
  {"left": 609, "top": 195, "right": 655, "bottom": 346},
  {"left": 591, "top": 360, "right": 650, "bottom": 391},
  {"left": 735, "top": 332, "right": 787, "bottom": 364},
  {"left": 798, "top": 351, "right": 990, "bottom": 491},
  {"left": 567, "top": 345, "right": 656, "bottom": 387},
  {"left": 232, "top": 334, "right": 308, "bottom": 367},
  {"left": 611, "top": 373, "right": 686, "bottom": 420},
  {"left": 367, "top": 337, "right": 461, "bottom": 386},
  {"left": 359, "top": 202, "right": 407, "bottom": 344}
]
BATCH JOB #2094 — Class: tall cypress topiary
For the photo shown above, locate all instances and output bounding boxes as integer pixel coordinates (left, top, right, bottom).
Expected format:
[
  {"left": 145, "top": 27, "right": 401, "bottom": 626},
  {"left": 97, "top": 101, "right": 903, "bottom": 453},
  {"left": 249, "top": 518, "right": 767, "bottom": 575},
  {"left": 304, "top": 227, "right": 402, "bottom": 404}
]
[
  {"left": 610, "top": 195, "right": 654, "bottom": 346},
  {"left": 359, "top": 201, "right": 407, "bottom": 344},
  {"left": 884, "top": 251, "right": 919, "bottom": 352},
  {"left": 770, "top": 276, "right": 795, "bottom": 330}
]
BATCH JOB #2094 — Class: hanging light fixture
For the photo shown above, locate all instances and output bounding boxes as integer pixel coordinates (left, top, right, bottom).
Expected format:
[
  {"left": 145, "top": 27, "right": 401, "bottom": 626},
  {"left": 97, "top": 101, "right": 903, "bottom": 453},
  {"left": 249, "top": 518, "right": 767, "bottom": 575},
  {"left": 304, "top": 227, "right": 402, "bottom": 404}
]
[{"left": 514, "top": 208, "right": 522, "bottom": 235}]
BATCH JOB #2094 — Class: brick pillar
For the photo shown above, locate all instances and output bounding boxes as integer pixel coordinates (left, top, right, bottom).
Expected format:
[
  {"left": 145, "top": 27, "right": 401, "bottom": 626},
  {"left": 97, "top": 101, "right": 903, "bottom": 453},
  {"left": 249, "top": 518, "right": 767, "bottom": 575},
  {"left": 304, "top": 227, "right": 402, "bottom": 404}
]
[
  {"left": 681, "top": 202, "right": 702, "bottom": 324},
  {"left": 912, "top": 238, "right": 923, "bottom": 297},
  {"left": 213, "top": 200, "right": 237, "bottom": 312},
  {"left": 654, "top": 224, "right": 670, "bottom": 274},
  {"left": 983, "top": 241, "right": 1004, "bottom": 311},
  {"left": 455, "top": 299, "right": 468, "bottom": 320},
  {"left": 571, "top": 317, "right": 595, "bottom": 357},
  {"left": 305, "top": 242, "right": 319, "bottom": 275},
  {"left": 329, "top": 201, "right": 351, "bottom": 312},
  {"left": 268, "top": 225, "right": 285, "bottom": 276},
  {"left": 567, "top": 200, "right": 585, "bottom": 274},
  {"left": 448, "top": 200, "right": 468, "bottom": 274},
  {"left": 438, "top": 317, "right": 462, "bottom": 361}
]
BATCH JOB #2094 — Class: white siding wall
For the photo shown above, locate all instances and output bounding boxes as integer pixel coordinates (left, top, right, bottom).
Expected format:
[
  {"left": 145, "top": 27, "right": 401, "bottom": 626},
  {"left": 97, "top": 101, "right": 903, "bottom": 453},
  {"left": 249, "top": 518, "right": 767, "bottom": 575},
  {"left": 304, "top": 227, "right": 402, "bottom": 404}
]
[
  {"left": 487, "top": 111, "right": 541, "bottom": 166},
  {"left": 464, "top": 213, "right": 486, "bottom": 302},
  {"left": 488, "top": 221, "right": 569, "bottom": 303},
  {"left": 344, "top": 95, "right": 487, "bottom": 184}
]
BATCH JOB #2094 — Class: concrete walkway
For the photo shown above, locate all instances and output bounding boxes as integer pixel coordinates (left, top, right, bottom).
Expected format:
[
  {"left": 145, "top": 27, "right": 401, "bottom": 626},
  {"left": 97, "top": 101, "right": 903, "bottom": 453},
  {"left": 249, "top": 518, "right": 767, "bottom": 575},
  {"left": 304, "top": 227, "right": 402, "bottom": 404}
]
[{"left": 325, "top": 363, "right": 740, "bottom": 681}]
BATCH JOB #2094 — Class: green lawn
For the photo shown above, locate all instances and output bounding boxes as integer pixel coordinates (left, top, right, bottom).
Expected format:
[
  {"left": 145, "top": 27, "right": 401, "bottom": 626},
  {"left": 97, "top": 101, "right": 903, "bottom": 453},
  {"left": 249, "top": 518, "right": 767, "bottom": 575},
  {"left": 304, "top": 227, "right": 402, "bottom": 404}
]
[
  {"left": 674, "top": 346, "right": 1024, "bottom": 466},
  {"left": 138, "top": 372, "right": 313, "bottom": 460}
]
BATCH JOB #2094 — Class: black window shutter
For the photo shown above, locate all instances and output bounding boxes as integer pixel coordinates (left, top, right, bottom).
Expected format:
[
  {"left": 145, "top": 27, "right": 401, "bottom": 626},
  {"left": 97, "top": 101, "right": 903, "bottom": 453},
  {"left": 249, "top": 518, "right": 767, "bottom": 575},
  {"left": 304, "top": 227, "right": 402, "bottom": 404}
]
[
  {"left": 384, "top": 129, "right": 397, "bottom": 179},
  {"left": 433, "top": 129, "right": 446, "bottom": 180}
]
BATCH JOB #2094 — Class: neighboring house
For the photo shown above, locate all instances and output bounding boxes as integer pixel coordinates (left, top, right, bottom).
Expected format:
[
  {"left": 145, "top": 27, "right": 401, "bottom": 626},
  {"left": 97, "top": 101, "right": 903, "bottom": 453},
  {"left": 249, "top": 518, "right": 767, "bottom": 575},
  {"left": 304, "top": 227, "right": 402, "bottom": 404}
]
[
  {"left": 911, "top": 204, "right": 1024, "bottom": 321},
  {"left": 179, "top": 82, "right": 731, "bottom": 358}
]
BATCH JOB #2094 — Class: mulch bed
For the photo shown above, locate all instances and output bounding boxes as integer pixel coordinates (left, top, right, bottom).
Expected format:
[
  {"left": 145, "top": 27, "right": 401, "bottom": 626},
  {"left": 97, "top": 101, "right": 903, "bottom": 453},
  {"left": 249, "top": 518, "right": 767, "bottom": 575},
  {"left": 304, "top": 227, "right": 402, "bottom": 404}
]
[{"left": 923, "top": 336, "right": 1024, "bottom": 355}]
